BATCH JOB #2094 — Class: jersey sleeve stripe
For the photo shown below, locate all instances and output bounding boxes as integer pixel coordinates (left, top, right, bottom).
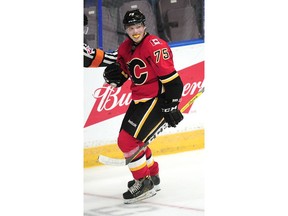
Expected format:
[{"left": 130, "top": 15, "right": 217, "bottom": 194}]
[{"left": 160, "top": 72, "right": 179, "bottom": 84}]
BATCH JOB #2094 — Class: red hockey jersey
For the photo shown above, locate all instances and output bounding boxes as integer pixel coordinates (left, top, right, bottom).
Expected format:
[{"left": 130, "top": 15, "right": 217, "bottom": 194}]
[{"left": 117, "top": 34, "right": 176, "bottom": 102}]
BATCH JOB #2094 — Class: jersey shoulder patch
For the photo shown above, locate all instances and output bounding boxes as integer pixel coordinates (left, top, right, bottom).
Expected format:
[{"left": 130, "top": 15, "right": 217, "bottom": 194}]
[
  {"left": 145, "top": 36, "right": 169, "bottom": 51},
  {"left": 149, "top": 38, "right": 161, "bottom": 46}
]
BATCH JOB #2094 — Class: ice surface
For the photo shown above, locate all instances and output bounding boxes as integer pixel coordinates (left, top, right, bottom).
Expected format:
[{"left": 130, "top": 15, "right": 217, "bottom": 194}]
[{"left": 84, "top": 149, "right": 204, "bottom": 216}]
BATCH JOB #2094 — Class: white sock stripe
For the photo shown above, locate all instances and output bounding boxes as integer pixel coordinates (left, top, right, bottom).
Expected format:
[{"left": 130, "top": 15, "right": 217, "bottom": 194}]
[
  {"left": 146, "top": 156, "right": 154, "bottom": 166},
  {"left": 128, "top": 154, "right": 146, "bottom": 169}
]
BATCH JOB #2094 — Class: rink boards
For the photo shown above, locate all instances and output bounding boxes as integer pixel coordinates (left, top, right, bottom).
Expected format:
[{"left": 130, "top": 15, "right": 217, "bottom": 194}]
[{"left": 84, "top": 129, "right": 204, "bottom": 167}]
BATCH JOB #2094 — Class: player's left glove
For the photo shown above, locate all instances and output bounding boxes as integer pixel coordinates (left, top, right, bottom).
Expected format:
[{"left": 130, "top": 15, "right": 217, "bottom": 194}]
[
  {"left": 161, "top": 99, "right": 183, "bottom": 127},
  {"left": 103, "top": 62, "right": 128, "bottom": 87}
]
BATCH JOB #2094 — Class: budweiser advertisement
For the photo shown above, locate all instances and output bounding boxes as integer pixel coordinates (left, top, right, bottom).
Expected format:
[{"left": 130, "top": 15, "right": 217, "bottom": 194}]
[{"left": 84, "top": 61, "right": 204, "bottom": 128}]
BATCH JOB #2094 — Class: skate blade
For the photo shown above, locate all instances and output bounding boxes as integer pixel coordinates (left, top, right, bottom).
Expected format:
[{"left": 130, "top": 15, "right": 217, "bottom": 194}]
[
  {"left": 154, "top": 185, "right": 161, "bottom": 192},
  {"left": 124, "top": 189, "right": 156, "bottom": 204}
]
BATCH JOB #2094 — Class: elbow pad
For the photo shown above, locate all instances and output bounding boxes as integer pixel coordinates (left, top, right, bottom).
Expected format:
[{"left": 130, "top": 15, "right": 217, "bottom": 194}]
[{"left": 160, "top": 71, "right": 183, "bottom": 100}]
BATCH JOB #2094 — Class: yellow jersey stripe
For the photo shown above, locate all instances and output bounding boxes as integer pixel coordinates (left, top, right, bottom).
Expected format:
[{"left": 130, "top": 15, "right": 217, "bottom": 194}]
[{"left": 160, "top": 73, "right": 179, "bottom": 84}]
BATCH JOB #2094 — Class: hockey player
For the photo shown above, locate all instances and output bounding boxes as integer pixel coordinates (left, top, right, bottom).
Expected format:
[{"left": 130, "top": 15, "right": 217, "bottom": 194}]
[
  {"left": 103, "top": 9, "right": 184, "bottom": 204},
  {"left": 83, "top": 14, "right": 117, "bottom": 67}
]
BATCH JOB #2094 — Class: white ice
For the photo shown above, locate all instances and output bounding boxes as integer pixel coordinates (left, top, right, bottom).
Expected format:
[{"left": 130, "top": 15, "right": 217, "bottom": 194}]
[{"left": 84, "top": 149, "right": 204, "bottom": 216}]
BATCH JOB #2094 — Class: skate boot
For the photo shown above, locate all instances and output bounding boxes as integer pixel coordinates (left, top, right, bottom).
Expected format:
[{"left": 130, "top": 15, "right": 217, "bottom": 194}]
[
  {"left": 123, "top": 176, "right": 156, "bottom": 204},
  {"left": 128, "top": 174, "right": 161, "bottom": 191}
]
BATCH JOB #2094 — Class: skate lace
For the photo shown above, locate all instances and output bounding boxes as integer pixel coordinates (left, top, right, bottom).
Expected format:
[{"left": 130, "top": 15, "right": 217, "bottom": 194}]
[{"left": 129, "top": 180, "right": 142, "bottom": 194}]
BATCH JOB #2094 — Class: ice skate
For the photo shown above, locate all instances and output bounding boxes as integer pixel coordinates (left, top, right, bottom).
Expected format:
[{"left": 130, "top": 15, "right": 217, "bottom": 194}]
[
  {"left": 123, "top": 176, "right": 156, "bottom": 204},
  {"left": 127, "top": 174, "right": 161, "bottom": 191}
]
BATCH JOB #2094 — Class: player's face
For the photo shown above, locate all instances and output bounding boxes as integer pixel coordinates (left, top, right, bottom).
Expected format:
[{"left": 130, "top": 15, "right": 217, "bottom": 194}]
[{"left": 125, "top": 23, "right": 146, "bottom": 43}]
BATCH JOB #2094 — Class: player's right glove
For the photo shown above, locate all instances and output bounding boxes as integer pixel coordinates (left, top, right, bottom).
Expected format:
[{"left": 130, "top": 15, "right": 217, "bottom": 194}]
[
  {"left": 161, "top": 99, "right": 183, "bottom": 127},
  {"left": 103, "top": 62, "right": 128, "bottom": 87}
]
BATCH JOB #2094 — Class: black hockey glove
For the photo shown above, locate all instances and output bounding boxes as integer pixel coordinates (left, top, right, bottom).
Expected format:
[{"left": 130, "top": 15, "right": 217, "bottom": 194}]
[
  {"left": 161, "top": 99, "right": 183, "bottom": 128},
  {"left": 103, "top": 62, "right": 128, "bottom": 87}
]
